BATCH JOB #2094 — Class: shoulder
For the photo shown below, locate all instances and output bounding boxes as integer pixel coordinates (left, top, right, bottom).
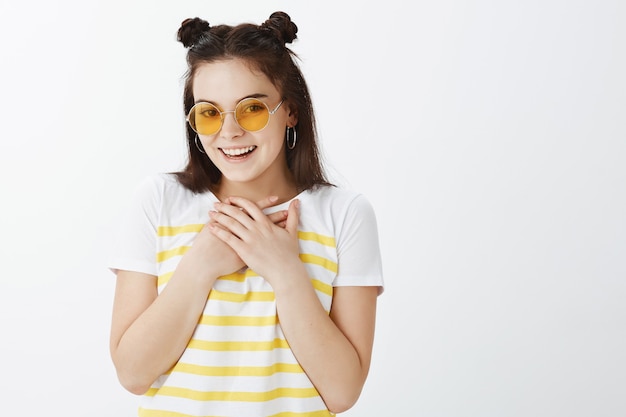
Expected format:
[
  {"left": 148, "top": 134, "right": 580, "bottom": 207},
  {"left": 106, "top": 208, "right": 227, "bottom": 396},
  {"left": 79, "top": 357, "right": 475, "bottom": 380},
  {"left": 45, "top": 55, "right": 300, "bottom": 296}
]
[
  {"left": 302, "top": 185, "right": 363, "bottom": 205},
  {"left": 129, "top": 173, "right": 213, "bottom": 218},
  {"left": 298, "top": 185, "right": 378, "bottom": 232},
  {"left": 135, "top": 172, "right": 182, "bottom": 192},
  {"left": 302, "top": 185, "right": 376, "bottom": 216},
  {"left": 133, "top": 173, "right": 198, "bottom": 200}
]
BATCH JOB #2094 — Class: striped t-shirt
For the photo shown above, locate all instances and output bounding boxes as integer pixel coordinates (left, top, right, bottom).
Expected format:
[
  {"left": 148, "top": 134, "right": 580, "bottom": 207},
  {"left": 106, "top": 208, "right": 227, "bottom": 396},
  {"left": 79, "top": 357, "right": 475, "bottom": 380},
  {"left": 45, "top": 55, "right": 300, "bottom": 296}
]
[{"left": 109, "top": 173, "right": 384, "bottom": 417}]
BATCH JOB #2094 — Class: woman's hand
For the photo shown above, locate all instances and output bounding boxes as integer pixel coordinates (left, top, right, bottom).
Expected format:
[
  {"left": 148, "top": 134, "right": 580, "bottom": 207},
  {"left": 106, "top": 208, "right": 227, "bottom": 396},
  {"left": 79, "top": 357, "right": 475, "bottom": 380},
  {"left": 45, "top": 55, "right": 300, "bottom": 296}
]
[
  {"left": 207, "top": 196, "right": 303, "bottom": 287},
  {"left": 206, "top": 196, "right": 380, "bottom": 413},
  {"left": 189, "top": 195, "right": 289, "bottom": 278}
]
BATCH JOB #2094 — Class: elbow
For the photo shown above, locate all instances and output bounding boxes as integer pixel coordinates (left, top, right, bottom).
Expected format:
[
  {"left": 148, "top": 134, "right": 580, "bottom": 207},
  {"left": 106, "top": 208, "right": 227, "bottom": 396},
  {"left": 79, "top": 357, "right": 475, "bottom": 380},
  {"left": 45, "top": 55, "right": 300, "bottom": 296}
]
[
  {"left": 324, "top": 388, "right": 363, "bottom": 414},
  {"left": 326, "top": 398, "right": 359, "bottom": 415},
  {"left": 323, "top": 365, "right": 371, "bottom": 413},
  {"left": 111, "top": 355, "right": 155, "bottom": 396},
  {"left": 126, "top": 384, "right": 152, "bottom": 396},
  {"left": 116, "top": 370, "right": 154, "bottom": 396}
]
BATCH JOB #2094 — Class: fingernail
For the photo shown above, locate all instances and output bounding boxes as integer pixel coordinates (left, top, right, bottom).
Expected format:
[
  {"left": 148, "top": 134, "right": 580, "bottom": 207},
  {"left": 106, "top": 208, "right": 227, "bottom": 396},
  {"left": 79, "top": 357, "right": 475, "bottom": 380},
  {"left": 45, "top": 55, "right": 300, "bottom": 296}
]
[{"left": 269, "top": 196, "right": 278, "bottom": 202}]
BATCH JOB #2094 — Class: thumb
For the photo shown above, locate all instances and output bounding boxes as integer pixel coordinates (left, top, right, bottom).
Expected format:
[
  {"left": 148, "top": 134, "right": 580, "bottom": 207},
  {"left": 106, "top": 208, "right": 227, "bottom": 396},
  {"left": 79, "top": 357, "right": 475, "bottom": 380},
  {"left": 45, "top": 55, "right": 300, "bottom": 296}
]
[{"left": 285, "top": 199, "right": 300, "bottom": 233}]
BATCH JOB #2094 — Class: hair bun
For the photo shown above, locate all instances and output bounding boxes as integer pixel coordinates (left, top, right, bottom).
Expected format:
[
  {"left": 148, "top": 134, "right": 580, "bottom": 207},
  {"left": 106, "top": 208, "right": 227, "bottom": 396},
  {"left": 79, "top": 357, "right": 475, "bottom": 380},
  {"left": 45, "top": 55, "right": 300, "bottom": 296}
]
[
  {"left": 177, "top": 17, "right": 211, "bottom": 48},
  {"left": 261, "top": 11, "right": 298, "bottom": 44}
]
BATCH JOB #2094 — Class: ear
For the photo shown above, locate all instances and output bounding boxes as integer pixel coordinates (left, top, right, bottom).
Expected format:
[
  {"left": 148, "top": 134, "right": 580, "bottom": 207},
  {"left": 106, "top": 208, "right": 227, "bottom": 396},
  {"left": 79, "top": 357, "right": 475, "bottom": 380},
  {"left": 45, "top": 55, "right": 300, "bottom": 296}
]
[{"left": 286, "top": 102, "right": 299, "bottom": 127}]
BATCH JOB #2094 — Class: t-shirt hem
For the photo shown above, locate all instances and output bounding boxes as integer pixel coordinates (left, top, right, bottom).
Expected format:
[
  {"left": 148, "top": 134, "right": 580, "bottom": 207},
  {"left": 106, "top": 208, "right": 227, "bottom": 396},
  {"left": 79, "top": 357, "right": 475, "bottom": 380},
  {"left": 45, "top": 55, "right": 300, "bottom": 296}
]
[{"left": 108, "top": 259, "right": 157, "bottom": 277}]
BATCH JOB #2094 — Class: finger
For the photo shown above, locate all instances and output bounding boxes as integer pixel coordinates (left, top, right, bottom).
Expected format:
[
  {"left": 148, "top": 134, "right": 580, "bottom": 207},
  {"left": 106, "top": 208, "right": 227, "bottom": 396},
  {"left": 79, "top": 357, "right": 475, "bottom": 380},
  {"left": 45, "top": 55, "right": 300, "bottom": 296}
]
[
  {"left": 223, "top": 196, "right": 267, "bottom": 222},
  {"left": 214, "top": 200, "right": 257, "bottom": 223},
  {"left": 207, "top": 222, "right": 244, "bottom": 251},
  {"left": 209, "top": 207, "right": 251, "bottom": 238},
  {"left": 222, "top": 196, "right": 251, "bottom": 217},
  {"left": 255, "top": 195, "right": 279, "bottom": 210},
  {"left": 266, "top": 210, "right": 288, "bottom": 226},
  {"left": 224, "top": 195, "right": 277, "bottom": 216},
  {"left": 285, "top": 199, "right": 300, "bottom": 234}
]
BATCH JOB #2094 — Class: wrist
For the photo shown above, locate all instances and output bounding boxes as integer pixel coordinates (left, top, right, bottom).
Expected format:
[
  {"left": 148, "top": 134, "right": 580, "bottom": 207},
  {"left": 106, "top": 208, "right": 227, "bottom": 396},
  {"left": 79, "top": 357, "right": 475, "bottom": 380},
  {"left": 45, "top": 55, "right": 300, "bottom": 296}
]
[{"left": 270, "top": 262, "right": 313, "bottom": 297}]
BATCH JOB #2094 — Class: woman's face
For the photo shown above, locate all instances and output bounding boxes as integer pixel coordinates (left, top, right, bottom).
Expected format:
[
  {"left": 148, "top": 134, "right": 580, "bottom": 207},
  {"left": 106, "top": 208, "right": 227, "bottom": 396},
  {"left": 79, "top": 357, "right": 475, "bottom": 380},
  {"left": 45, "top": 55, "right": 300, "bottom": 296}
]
[{"left": 192, "top": 59, "right": 297, "bottom": 190}]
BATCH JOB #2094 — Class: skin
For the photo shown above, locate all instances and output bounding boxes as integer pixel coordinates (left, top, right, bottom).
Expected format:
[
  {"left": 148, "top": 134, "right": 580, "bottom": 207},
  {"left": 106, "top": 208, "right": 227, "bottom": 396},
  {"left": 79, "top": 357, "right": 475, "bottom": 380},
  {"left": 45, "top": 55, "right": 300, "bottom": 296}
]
[
  {"left": 193, "top": 59, "right": 298, "bottom": 203},
  {"left": 109, "top": 58, "right": 378, "bottom": 414}
]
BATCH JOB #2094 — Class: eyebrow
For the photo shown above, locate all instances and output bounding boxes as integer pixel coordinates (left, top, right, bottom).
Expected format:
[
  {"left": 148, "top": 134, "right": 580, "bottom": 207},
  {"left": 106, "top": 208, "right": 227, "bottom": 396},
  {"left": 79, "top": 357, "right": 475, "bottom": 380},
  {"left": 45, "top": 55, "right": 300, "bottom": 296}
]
[{"left": 194, "top": 93, "right": 269, "bottom": 105}]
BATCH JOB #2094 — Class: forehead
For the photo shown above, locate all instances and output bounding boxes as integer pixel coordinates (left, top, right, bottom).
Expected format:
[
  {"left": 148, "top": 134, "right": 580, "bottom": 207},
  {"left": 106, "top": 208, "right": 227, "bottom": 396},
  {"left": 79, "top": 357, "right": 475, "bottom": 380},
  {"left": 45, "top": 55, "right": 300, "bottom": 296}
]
[{"left": 192, "top": 59, "right": 279, "bottom": 104}]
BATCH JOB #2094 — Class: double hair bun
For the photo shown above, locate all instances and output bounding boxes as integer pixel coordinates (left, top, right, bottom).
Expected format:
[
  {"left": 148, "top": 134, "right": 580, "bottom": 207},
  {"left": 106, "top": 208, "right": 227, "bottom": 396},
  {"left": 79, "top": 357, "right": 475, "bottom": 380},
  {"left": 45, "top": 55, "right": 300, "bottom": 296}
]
[{"left": 177, "top": 11, "right": 297, "bottom": 48}]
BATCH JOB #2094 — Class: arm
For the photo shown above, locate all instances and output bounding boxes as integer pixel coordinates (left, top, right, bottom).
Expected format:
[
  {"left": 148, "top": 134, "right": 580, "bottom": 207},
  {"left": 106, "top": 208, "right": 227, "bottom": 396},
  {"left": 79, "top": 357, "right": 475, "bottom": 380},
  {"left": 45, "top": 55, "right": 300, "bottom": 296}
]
[
  {"left": 110, "top": 196, "right": 288, "bottom": 395},
  {"left": 274, "top": 280, "right": 378, "bottom": 413},
  {"left": 208, "top": 197, "right": 381, "bottom": 413},
  {"left": 109, "top": 231, "right": 228, "bottom": 395}
]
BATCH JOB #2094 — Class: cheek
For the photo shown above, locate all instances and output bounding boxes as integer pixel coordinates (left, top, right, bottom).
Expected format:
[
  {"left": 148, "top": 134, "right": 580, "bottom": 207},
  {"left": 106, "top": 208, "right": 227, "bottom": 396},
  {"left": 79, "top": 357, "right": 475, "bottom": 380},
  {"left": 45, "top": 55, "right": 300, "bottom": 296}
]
[
  {"left": 198, "top": 136, "right": 211, "bottom": 150},
  {"left": 197, "top": 136, "right": 219, "bottom": 158},
  {"left": 267, "top": 128, "right": 287, "bottom": 150}
]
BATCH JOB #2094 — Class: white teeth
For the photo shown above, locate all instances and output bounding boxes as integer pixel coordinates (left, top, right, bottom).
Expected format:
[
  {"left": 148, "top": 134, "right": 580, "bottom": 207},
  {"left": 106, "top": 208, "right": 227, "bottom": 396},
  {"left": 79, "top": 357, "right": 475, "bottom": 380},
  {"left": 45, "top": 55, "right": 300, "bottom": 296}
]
[{"left": 222, "top": 146, "right": 256, "bottom": 156}]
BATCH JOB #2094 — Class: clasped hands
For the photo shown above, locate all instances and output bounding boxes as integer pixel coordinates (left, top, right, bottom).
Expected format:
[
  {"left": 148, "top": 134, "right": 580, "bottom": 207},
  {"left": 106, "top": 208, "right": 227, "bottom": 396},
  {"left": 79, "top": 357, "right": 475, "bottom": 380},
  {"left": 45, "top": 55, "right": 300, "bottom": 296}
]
[{"left": 194, "top": 195, "right": 302, "bottom": 285}]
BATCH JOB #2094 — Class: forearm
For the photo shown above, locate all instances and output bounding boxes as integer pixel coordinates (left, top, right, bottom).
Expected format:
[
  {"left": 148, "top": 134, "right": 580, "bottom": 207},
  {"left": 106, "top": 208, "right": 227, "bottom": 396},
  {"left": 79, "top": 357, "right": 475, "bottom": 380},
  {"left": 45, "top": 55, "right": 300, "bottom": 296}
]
[
  {"left": 273, "top": 269, "right": 370, "bottom": 413},
  {"left": 206, "top": 196, "right": 377, "bottom": 411},
  {"left": 112, "top": 257, "right": 218, "bottom": 394}
]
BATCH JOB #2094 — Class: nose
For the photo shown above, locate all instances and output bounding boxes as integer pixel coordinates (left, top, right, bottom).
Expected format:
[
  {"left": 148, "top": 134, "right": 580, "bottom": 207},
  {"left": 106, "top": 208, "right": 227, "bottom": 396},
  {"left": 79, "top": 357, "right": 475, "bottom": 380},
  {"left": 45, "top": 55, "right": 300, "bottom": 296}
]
[{"left": 219, "top": 110, "right": 244, "bottom": 139}]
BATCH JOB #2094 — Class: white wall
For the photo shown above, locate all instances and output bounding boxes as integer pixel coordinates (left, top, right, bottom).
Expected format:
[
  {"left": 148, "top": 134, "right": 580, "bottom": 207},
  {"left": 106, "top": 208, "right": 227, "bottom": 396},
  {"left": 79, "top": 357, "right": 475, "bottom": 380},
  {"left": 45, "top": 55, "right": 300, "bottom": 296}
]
[{"left": 1, "top": 1, "right": 624, "bottom": 416}]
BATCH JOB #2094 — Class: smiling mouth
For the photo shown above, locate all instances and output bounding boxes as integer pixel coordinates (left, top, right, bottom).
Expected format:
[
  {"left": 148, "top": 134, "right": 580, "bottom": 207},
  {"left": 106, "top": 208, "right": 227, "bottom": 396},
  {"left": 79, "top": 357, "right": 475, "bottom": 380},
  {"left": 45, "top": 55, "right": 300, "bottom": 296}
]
[{"left": 220, "top": 146, "right": 257, "bottom": 158}]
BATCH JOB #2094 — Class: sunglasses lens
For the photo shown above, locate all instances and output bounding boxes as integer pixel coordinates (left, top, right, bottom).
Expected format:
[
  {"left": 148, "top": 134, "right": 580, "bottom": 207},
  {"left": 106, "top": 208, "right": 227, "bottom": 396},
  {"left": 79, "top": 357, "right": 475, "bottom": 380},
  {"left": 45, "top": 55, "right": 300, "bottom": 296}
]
[
  {"left": 236, "top": 99, "right": 270, "bottom": 132},
  {"left": 188, "top": 103, "right": 221, "bottom": 135}
]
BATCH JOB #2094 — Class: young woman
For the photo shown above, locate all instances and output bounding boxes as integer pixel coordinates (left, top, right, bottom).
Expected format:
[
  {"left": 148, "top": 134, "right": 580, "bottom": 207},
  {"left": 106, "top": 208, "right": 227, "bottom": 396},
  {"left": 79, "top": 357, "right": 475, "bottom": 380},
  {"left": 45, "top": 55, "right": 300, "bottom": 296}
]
[{"left": 109, "top": 11, "right": 384, "bottom": 417}]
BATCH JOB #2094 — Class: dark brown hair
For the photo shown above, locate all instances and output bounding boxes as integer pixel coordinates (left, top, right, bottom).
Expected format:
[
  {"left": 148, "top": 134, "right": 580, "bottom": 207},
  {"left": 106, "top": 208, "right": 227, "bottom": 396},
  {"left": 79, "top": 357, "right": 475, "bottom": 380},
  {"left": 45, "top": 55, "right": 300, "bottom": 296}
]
[{"left": 173, "top": 11, "right": 331, "bottom": 193}]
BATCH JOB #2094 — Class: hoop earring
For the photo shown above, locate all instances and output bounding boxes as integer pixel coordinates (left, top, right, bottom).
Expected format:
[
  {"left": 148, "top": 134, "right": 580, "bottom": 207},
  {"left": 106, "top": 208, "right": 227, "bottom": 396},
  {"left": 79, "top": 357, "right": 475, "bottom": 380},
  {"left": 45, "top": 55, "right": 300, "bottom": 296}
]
[
  {"left": 194, "top": 135, "right": 206, "bottom": 154},
  {"left": 286, "top": 127, "right": 297, "bottom": 150}
]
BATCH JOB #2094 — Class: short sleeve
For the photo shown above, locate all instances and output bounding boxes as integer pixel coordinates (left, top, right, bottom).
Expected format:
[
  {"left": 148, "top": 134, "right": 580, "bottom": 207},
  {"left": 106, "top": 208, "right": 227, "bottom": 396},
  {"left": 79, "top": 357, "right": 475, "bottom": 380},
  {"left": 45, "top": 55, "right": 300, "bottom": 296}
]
[
  {"left": 107, "top": 175, "right": 162, "bottom": 276},
  {"left": 333, "top": 194, "right": 384, "bottom": 294}
]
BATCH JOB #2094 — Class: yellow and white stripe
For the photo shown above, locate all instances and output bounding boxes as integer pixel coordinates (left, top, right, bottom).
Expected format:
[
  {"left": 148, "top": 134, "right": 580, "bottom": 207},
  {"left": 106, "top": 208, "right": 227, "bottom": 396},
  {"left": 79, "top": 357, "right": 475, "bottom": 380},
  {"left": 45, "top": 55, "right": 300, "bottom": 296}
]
[
  {"left": 109, "top": 173, "right": 382, "bottom": 416},
  {"left": 144, "top": 199, "right": 338, "bottom": 415}
]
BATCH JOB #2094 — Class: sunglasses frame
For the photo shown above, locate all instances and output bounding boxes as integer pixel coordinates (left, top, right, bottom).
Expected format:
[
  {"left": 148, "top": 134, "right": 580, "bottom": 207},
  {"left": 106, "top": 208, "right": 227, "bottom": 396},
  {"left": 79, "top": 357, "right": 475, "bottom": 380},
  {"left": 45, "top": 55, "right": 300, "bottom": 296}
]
[{"left": 186, "top": 98, "right": 284, "bottom": 135}]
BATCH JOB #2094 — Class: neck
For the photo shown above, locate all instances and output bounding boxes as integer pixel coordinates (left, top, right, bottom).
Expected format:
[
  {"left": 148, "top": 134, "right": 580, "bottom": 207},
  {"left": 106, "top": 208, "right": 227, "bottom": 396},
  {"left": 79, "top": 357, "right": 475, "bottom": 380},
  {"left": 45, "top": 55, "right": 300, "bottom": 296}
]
[{"left": 215, "top": 174, "right": 298, "bottom": 205}]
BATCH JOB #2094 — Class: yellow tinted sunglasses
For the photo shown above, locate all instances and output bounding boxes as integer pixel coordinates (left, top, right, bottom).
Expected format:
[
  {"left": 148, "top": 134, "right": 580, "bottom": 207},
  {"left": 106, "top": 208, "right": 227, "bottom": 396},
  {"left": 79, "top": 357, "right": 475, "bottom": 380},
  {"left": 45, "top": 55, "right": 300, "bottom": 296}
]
[{"left": 186, "top": 98, "right": 284, "bottom": 136}]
